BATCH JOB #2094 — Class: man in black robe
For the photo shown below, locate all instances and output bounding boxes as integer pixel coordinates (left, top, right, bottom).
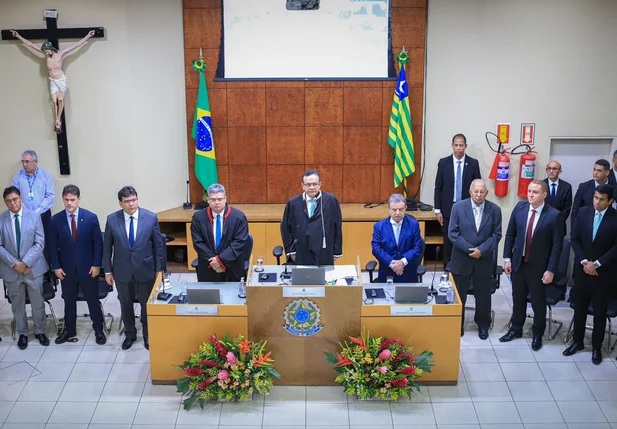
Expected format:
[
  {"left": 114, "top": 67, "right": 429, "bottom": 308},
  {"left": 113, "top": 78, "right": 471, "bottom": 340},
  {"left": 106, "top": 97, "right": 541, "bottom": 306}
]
[
  {"left": 191, "top": 183, "right": 249, "bottom": 282},
  {"left": 281, "top": 170, "right": 343, "bottom": 265}
]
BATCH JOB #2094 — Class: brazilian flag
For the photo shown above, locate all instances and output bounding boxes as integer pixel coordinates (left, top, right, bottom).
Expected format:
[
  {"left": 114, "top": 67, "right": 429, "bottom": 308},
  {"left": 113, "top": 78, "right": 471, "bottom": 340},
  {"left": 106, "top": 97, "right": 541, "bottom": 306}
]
[
  {"left": 388, "top": 53, "right": 415, "bottom": 188},
  {"left": 192, "top": 60, "right": 218, "bottom": 192}
]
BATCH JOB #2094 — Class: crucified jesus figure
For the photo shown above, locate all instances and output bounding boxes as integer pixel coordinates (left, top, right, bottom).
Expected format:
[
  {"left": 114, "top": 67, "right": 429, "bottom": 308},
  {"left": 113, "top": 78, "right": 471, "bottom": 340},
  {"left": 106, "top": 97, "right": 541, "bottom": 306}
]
[{"left": 11, "top": 30, "right": 95, "bottom": 133}]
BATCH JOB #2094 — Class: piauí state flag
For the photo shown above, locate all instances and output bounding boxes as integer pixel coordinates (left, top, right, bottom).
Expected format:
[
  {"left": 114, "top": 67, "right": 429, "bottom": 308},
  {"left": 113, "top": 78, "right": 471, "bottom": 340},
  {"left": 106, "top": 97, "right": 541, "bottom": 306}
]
[
  {"left": 388, "top": 63, "right": 416, "bottom": 188},
  {"left": 192, "top": 70, "right": 218, "bottom": 191}
]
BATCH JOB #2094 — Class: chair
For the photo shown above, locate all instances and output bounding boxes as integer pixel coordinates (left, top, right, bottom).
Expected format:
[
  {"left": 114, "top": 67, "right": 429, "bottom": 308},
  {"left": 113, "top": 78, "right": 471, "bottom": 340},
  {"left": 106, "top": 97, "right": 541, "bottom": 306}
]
[
  {"left": 564, "top": 299, "right": 617, "bottom": 351},
  {"left": 365, "top": 240, "right": 427, "bottom": 283},
  {"left": 465, "top": 249, "right": 503, "bottom": 330},
  {"left": 73, "top": 274, "right": 114, "bottom": 334},
  {"left": 3, "top": 271, "right": 59, "bottom": 339}
]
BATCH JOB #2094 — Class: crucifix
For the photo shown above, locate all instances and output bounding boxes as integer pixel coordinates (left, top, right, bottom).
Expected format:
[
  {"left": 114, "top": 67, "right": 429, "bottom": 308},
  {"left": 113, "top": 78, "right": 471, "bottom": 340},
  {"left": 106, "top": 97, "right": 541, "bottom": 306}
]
[{"left": 1, "top": 9, "right": 104, "bottom": 175}]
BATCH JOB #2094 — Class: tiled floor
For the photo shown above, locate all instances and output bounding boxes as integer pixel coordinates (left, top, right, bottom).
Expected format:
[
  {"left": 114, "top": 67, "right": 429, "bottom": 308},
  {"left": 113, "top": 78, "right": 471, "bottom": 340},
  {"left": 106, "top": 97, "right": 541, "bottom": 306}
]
[{"left": 0, "top": 272, "right": 616, "bottom": 429}]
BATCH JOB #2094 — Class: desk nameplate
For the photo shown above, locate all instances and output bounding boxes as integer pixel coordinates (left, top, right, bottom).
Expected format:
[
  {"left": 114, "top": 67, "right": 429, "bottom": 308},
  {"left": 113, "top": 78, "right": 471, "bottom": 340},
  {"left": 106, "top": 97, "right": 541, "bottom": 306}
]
[
  {"left": 176, "top": 305, "right": 218, "bottom": 316},
  {"left": 282, "top": 287, "right": 326, "bottom": 298},
  {"left": 390, "top": 305, "right": 433, "bottom": 316}
]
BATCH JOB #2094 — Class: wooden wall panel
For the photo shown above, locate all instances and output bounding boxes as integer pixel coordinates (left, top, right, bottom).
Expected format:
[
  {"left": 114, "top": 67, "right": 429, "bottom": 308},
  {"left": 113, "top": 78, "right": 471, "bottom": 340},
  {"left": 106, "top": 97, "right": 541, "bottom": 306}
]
[{"left": 184, "top": 1, "right": 427, "bottom": 204}]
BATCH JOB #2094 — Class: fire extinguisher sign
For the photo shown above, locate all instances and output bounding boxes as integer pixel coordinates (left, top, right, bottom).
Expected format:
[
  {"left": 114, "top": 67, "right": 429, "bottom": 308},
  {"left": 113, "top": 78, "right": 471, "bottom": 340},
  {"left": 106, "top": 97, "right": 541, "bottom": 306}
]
[
  {"left": 521, "top": 123, "right": 536, "bottom": 145},
  {"left": 497, "top": 123, "right": 511, "bottom": 144}
]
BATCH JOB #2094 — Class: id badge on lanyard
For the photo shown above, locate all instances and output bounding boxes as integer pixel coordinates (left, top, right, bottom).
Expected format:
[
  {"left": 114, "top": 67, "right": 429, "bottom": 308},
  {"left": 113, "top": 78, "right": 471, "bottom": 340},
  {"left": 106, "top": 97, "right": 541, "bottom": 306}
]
[{"left": 27, "top": 169, "right": 37, "bottom": 201}]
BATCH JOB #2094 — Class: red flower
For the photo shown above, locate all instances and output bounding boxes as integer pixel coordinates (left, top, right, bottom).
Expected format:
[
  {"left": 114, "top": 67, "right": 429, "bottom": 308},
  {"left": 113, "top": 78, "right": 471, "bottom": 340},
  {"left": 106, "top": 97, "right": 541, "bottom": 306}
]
[
  {"left": 334, "top": 353, "right": 354, "bottom": 367},
  {"left": 238, "top": 341, "right": 252, "bottom": 354},
  {"left": 185, "top": 367, "right": 206, "bottom": 376},
  {"left": 378, "top": 338, "right": 404, "bottom": 351},
  {"left": 348, "top": 336, "right": 365, "bottom": 350},
  {"left": 214, "top": 342, "right": 228, "bottom": 359},
  {"left": 196, "top": 377, "right": 216, "bottom": 390},
  {"left": 209, "top": 335, "right": 217, "bottom": 343},
  {"left": 197, "top": 360, "right": 221, "bottom": 368},
  {"left": 389, "top": 378, "right": 409, "bottom": 387},
  {"left": 397, "top": 367, "right": 416, "bottom": 375},
  {"left": 391, "top": 353, "right": 414, "bottom": 364}
]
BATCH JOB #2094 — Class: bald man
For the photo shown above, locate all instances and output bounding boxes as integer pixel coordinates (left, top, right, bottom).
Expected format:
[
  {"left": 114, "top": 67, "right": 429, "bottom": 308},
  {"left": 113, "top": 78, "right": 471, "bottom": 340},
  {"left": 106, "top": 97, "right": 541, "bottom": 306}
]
[{"left": 543, "top": 161, "right": 572, "bottom": 232}]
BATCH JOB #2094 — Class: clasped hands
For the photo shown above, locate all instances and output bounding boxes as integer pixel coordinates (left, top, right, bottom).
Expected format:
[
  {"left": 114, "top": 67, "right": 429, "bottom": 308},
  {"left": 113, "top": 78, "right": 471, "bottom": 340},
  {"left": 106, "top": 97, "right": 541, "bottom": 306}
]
[
  {"left": 390, "top": 259, "right": 405, "bottom": 276},
  {"left": 582, "top": 261, "right": 598, "bottom": 277},
  {"left": 11, "top": 261, "right": 30, "bottom": 275},
  {"left": 468, "top": 248, "right": 482, "bottom": 259},
  {"left": 209, "top": 257, "right": 225, "bottom": 273}
]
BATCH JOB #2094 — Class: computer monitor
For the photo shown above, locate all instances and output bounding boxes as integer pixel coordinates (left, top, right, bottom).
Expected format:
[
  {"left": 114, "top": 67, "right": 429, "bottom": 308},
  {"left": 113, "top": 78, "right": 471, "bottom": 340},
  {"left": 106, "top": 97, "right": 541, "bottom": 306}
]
[
  {"left": 291, "top": 267, "right": 326, "bottom": 285},
  {"left": 187, "top": 288, "right": 221, "bottom": 304},
  {"left": 394, "top": 284, "right": 429, "bottom": 303}
]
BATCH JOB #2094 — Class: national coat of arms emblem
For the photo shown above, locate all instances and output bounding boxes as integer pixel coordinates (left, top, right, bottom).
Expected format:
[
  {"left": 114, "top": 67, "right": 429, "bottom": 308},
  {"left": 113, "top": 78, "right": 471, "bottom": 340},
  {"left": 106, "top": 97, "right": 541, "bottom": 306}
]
[{"left": 283, "top": 299, "right": 324, "bottom": 337}]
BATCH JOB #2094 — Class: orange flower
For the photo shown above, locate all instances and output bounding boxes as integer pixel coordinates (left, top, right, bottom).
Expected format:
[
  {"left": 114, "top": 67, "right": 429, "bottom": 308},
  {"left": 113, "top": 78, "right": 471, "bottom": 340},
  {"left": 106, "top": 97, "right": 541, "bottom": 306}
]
[
  {"left": 334, "top": 353, "right": 354, "bottom": 367},
  {"left": 348, "top": 336, "right": 365, "bottom": 350},
  {"left": 253, "top": 352, "right": 275, "bottom": 367},
  {"left": 238, "top": 341, "right": 252, "bottom": 354}
]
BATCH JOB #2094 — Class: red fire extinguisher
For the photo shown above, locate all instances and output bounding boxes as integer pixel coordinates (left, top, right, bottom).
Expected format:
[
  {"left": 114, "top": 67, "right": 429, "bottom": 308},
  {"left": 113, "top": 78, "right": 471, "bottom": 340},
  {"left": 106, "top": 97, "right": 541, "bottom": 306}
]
[
  {"left": 517, "top": 146, "right": 537, "bottom": 198},
  {"left": 494, "top": 150, "right": 510, "bottom": 197}
]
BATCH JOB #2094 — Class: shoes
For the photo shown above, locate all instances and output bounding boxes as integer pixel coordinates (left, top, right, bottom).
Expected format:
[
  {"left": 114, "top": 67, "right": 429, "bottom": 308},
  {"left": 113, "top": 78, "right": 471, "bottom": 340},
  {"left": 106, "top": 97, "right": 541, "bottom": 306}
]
[
  {"left": 17, "top": 334, "right": 28, "bottom": 350},
  {"left": 122, "top": 337, "right": 136, "bottom": 350},
  {"left": 55, "top": 330, "right": 77, "bottom": 344},
  {"left": 144, "top": 336, "right": 149, "bottom": 350},
  {"left": 461, "top": 326, "right": 464, "bottom": 337},
  {"left": 499, "top": 330, "right": 522, "bottom": 343},
  {"left": 562, "top": 343, "right": 584, "bottom": 356},
  {"left": 35, "top": 333, "right": 50, "bottom": 346},
  {"left": 478, "top": 329, "right": 489, "bottom": 340},
  {"left": 95, "top": 331, "right": 107, "bottom": 345},
  {"left": 531, "top": 336, "right": 543, "bottom": 351},
  {"left": 592, "top": 349, "right": 603, "bottom": 365}
]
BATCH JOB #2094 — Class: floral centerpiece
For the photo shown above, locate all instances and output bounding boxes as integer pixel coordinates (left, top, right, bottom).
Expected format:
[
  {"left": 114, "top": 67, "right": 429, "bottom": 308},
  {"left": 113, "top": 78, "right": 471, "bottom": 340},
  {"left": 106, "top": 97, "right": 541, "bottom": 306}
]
[
  {"left": 177, "top": 334, "right": 281, "bottom": 409},
  {"left": 325, "top": 331, "right": 434, "bottom": 400}
]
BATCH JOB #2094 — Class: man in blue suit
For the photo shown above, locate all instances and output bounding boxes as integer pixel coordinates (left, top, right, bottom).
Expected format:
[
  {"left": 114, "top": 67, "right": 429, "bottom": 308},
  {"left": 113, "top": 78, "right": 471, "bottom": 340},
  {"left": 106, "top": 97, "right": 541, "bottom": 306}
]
[
  {"left": 48, "top": 185, "right": 105, "bottom": 345},
  {"left": 501, "top": 180, "right": 563, "bottom": 351},
  {"left": 371, "top": 194, "right": 424, "bottom": 283},
  {"left": 103, "top": 186, "right": 164, "bottom": 350}
]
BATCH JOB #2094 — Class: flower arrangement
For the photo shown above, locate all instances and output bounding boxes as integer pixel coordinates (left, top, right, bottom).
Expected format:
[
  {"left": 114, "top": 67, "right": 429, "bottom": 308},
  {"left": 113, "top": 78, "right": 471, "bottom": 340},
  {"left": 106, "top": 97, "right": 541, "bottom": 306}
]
[
  {"left": 177, "top": 334, "right": 281, "bottom": 409},
  {"left": 325, "top": 331, "right": 434, "bottom": 400}
]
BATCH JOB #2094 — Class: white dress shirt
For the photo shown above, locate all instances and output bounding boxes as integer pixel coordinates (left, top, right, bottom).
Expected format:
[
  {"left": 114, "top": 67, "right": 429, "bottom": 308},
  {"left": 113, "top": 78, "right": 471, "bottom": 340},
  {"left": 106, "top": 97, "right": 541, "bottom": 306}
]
[
  {"left": 66, "top": 208, "right": 79, "bottom": 233},
  {"left": 548, "top": 179, "right": 559, "bottom": 196},
  {"left": 11, "top": 207, "right": 23, "bottom": 251},
  {"left": 472, "top": 201, "right": 485, "bottom": 230},
  {"left": 388, "top": 218, "right": 408, "bottom": 267},
  {"left": 304, "top": 192, "right": 321, "bottom": 217},
  {"left": 124, "top": 209, "right": 139, "bottom": 242},
  {"left": 452, "top": 154, "right": 466, "bottom": 203}
]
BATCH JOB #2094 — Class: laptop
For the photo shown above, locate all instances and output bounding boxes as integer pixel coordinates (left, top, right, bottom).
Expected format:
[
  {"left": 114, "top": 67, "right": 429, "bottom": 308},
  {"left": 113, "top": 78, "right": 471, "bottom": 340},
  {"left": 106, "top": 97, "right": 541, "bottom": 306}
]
[
  {"left": 186, "top": 287, "right": 221, "bottom": 304},
  {"left": 394, "top": 284, "right": 429, "bottom": 303},
  {"left": 291, "top": 267, "right": 326, "bottom": 285}
]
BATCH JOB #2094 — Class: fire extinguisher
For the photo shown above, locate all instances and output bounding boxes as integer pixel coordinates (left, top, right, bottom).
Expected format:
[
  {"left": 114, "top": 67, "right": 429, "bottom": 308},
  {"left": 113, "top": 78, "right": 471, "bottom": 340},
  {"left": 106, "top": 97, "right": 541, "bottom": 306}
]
[
  {"left": 494, "top": 150, "right": 510, "bottom": 197},
  {"left": 517, "top": 146, "right": 537, "bottom": 198}
]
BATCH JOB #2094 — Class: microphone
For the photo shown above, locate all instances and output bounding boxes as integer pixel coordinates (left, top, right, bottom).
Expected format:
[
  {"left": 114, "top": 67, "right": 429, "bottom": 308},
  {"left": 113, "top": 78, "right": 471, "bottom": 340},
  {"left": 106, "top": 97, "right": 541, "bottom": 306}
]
[
  {"left": 281, "top": 239, "right": 297, "bottom": 279},
  {"left": 429, "top": 245, "right": 441, "bottom": 296},
  {"left": 183, "top": 180, "right": 192, "bottom": 210}
]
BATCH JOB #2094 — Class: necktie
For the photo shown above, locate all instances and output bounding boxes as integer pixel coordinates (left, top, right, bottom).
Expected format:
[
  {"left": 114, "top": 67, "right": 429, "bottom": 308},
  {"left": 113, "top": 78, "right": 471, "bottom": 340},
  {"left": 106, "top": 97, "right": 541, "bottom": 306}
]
[
  {"left": 71, "top": 214, "right": 77, "bottom": 242},
  {"left": 550, "top": 183, "right": 556, "bottom": 201},
  {"left": 455, "top": 160, "right": 462, "bottom": 202},
  {"left": 475, "top": 206, "right": 482, "bottom": 231},
  {"left": 129, "top": 216, "right": 135, "bottom": 248},
  {"left": 593, "top": 212, "right": 602, "bottom": 240},
  {"left": 14, "top": 214, "right": 21, "bottom": 258},
  {"left": 215, "top": 214, "right": 222, "bottom": 249},
  {"left": 393, "top": 222, "right": 400, "bottom": 246},
  {"left": 309, "top": 199, "right": 316, "bottom": 217},
  {"left": 524, "top": 209, "right": 536, "bottom": 262}
]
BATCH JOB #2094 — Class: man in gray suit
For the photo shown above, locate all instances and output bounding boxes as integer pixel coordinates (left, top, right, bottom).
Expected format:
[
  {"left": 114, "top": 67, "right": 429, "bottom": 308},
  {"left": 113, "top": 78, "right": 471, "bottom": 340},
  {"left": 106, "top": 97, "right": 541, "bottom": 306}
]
[
  {"left": 448, "top": 179, "right": 502, "bottom": 339},
  {"left": 0, "top": 186, "right": 50, "bottom": 349},
  {"left": 103, "top": 186, "right": 164, "bottom": 350}
]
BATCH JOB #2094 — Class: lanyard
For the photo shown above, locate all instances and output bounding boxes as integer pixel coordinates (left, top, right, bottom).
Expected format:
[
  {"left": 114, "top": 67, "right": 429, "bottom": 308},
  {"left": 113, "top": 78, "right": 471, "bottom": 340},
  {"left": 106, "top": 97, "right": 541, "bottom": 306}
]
[{"left": 26, "top": 168, "right": 38, "bottom": 196}]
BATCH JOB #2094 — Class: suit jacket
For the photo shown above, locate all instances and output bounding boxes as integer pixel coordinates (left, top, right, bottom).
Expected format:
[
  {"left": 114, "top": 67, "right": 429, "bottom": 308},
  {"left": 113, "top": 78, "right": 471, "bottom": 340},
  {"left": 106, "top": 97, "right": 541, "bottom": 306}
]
[
  {"left": 191, "top": 205, "right": 249, "bottom": 280},
  {"left": 48, "top": 208, "right": 103, "bottom": 278},
  {"left": 571, "top": 205, "right": 617, "bottom": 280},
  {"left": 608, "top": 169, "right": 617, "bottom": 187},
  {"left": 572, "top": 179, "right": 617, "bottom": 225},
  {"left": 102, "top": 208, "right": 164, "bottom": 283},
  {"left": 504, "top": 201, "right": 563, "bottom": 274},
  {"left": 434, "top": 155, "right": 481, "bottom": 218},
  {"left": 448, "top": 199, "right": 502, "bottom": 277},
  {"left": 371, "top": 215, "right": 424, "bottom": 283},
  {"left": 0, "top": 207, "right": 48, "bottom": 282},
  {"left": 543, "top": 178, "right": 572, "bottom": 226}
]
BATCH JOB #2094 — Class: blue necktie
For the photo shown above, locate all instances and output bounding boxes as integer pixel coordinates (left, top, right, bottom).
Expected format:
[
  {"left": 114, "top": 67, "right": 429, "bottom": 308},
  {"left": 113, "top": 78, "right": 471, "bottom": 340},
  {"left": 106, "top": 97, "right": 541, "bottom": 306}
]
[
  {"left": 129, "top": 216, "right": 135, "bottom": 248},
  {"left": 14, "top": 214, "right": 21, "bottom": 258},
  {"left": 309, "top": 199, "right": 316, "bottom": 217},
  {"left": 215, "top": 214, "right": 222, "bottom": 249},
  {"left": 593, "top": 212, "right": 602, "bottom": 240},
  {"left": 455, "top": 160, "right": 462, "bottom": 202},
  {"left": 551, "top": 183, "right": 556, "bottom": 201}
]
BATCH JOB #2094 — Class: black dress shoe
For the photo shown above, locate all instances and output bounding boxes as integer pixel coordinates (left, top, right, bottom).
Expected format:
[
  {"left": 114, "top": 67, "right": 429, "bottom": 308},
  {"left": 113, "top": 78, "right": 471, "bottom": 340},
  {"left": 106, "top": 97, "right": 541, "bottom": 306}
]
[
  {"left": 17, "top": 334, "right": 28, "bottom": 350},
  {"left": 478, "top": 329, "right": 489, "bottom": 340},
  {"left": 563, "top": 343, "right": 584, "bottom": 356},
  {"left": 122, "top": 337, "right": 136, "bottom": 350},
  {"left": 499, "top": 330, "right": 522, "bottom": 343},
  {"left": 592, "top": 349, "right": 603, "bottom": 365},
  {"left": 531, "top": 336, "right": 543, "bottom": 351},
  {"left": 35, "top": 333, "right": 50, "bottom": 346},
  {"left": 55, "top": 330, "right": 77, "bottom": 344},
  {"left": 95, "top": 331, "right": 107, "bottom": 345},
  {"left": 144, "top": 336, "right": 149, "bottom": 350}
]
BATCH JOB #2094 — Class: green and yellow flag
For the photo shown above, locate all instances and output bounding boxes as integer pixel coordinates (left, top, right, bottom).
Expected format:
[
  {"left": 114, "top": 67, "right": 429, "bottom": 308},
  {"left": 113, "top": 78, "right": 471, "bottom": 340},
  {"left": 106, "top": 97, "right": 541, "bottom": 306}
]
[
  {"left": 388, "top": 53, "right": 415, "bottom": 189},
  {"left": 191, "top": 59, "right": 218, "bottom": 192}
]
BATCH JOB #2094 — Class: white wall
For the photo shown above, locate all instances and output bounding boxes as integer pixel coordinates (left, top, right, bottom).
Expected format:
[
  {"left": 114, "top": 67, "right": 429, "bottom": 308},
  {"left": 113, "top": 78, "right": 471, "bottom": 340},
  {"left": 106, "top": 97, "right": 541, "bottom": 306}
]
[
  {"left": 0, "top": 0, "right": 187, "bottom": 221},
  {"left": 422, "top": 0, "right": 617, "bottom": 216}
]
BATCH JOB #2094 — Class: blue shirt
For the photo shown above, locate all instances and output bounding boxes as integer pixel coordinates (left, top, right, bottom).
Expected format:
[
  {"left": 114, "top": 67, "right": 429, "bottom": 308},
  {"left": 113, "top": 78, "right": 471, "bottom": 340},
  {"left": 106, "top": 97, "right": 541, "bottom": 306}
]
[{"left": 12, "top": 167, "right": 55, "bottom": 215}]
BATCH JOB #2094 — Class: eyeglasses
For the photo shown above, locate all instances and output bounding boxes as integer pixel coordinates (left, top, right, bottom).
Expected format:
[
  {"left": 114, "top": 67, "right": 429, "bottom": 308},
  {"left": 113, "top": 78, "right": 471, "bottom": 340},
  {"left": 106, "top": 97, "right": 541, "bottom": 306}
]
[
  {"left": 208, "top": 197, "right": 225, "bottom": 203},
  {"left": 21, "top": 160, "right": 36, "bottom": 165},
  {"left": 470, "top": 190, "right": 487, "bottom": 195},
  {"left": 4, "top": 198, "right": 20, "bottom": 204},
  {"left": 121, "top": 198, "right": 138, "bottom": 204},
  {"left": 302, "top": 182, "right": 320, "bottom": 188}
]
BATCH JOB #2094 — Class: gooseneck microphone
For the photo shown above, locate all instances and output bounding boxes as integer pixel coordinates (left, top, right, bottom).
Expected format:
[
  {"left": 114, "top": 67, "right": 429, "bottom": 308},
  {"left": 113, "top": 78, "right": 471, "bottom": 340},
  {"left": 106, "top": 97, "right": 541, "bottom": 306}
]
[
  {"left": 429, "top": 245, "right": 441, "bottom": 296},
  {"left": 183, "top": 180, "right": 192, "bottom": 210},
  {"left": 281, "top": 239, "right": 297, "bottom": 279}
]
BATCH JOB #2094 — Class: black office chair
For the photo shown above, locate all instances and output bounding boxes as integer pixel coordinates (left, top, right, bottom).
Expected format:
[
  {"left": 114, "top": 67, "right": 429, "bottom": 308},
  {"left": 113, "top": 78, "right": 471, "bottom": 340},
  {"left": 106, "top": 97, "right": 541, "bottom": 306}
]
[
  {"left": 365, "top": 240, "right": 427, "bottom": 283},
  {"left": 3, "top": 271, "right": 59, "bottom": 339},
  {"left": 72, "top": 274, "right": 114, "bottom": 335},
  {"left": 465, "top": 249, "right": 502, "bottom": 330},
  {"left": 564, "top": 299, "right": 617, "bottom": 351}
]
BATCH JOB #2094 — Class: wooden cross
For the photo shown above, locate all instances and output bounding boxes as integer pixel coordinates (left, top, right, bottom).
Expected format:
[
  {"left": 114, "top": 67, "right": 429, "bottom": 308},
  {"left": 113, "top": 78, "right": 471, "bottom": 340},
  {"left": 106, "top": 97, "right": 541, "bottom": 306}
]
[{"left": 1, "top": 11, "right": 104, "bottom": 175}]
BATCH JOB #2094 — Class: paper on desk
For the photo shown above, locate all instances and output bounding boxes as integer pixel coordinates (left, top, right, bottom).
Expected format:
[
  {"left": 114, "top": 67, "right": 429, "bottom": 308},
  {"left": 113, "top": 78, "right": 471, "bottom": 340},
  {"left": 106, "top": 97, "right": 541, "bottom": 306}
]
[{"left": 325, "top": 265, "right": 358, "bottom": 282}]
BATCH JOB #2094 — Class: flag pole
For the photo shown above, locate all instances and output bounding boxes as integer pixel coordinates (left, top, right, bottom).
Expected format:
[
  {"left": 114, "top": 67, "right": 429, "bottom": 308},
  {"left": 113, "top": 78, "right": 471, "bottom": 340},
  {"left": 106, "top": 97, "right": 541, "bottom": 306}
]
[{"left": 403, "top": 178, "right": 408, "bottom": 199}]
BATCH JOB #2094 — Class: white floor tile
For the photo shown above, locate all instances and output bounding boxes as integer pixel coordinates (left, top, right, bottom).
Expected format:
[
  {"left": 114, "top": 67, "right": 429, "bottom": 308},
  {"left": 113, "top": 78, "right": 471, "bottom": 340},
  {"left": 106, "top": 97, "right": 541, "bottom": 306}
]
[
  {"left": 474, "top": 401, "right": 521, "bottom": 424},
  {"left": 507, "top": 381, "right": 553, "bottom": 401},
  {"left": 348, "top": 402, "right": 391, "bottom": 426},
  {"left": 538, "top": 362, "right": 583, "bottom": 381},
  {"left": 467, "top": 381, "right": 512, "bottom": 402},
  {"left": 219, "top": 402, "right": 264, "bottom": 426},
  {"left": 556, "top": 400, "right": 607, "bottom": 423},
  {"left": 77, "top": 346, "right": 119, "bottom": 363},
  {"left": 306, "top": 386, "right": 348, "bottom": 403},
  {"left": 90, "top": 402, "right": 139, "bottom": 424},
  {"left": 262, "top": 404, "right": 306, "bottom": 426},
  {"left": 0, "top": 380, "right": 26, "bottom": 401},
  {"left": 306, "top": 403, "right": 350, "bottom": 426},
  {"left": 577, "top": 361, "right": 617, "bottom": 381},
  {"left": 48, "top": 401, "right": 97, "bottom": 423},
  {"left": 38, "top": 346, "right": 82, "bottom": 363},
  {"left": 133, "top": 401, "right": 180, "bottom": 425},
  {"left": 587, "top": 381, "right": 617, "bottom": 401},
  {"left": 68, "top": 362, "right": 112, "bottom": 382},
  {"left": 428, "top": 382, "right": 472, "bottom": 403},
  {"left": 515, "top": 401, "right": 564, "bottom": 424},
  {"left": 1, "top": 345, "right": 46, "bottom": 364},
  {"left": 567, "top": 424, "right": 612, "bottom": 429},
  {"left": 390, "top": 402, "right": 435, "bottom": 425},
  {"left": 0, "top": 401, "right": 15, "bottom": 423},
  {"left": 494, "top": 345, "right": 535, "bottom": 363},
  {"left": 432, "top": 402, "right": 478, "bottom": 425},
  {"left": 599, "top": 400, "right": 617, "bottom": 422},
  {"left": 59, "top": 381, "right": 105, "bottom": 402},
  {"left": 500, "top": 362, "right": 544, "bottom": 381},
  {"left": 547, "top": 380, "right": 594, "bottom": 401},
  {"left": 88, "top": 425, "right": 132, "bottom": 429},
  {"left": 3, "top": 423, "right": 47, "bottom": 429},
  {"left": 17, "top": 381, "right": 65, "bottom": 402},
  {"left": 522, "top": 425, "right": 567, "bottom": 429},
  {"left": 459, "top": 346, "right": 498, "bottom": 363},
  {"left": 0, "top": 362, "right": 35, "bottom": 383},
  {"left": 264, "top": 386, "right": 306, "bottom": 403},
  {"left": 99, "top": 382, "right": 144, "bottom": 402},
  {"left": 533, "top": 344, "right": 574, "bottom": 362},
  {"left": 113, "top": 347, "right": 151, "bottom": 364},
  {"left": 175, "top": 402, "right": 221, "bottom": 425},
  {"left": 140, "top": 383, "right": 182, "bottom": 403},
  {"left": 5, "top": 401, "right": 55, "bottom": 423},
  {"left": 107, "top": 363, "right": 150, "bottom": 383},
  {"left": 461, "top": 363, "right": 505, "bottom": 382},
  {"left": 30, "top": 362, "right": 73, "bottom": 382}
]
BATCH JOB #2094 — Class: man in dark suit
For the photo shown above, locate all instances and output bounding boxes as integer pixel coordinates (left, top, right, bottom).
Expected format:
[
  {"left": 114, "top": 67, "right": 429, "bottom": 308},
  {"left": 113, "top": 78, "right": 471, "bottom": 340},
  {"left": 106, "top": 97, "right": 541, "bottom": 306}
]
[
  {"left": 500, "top": 180, "right": 562, "bottom": 351},
  {"left": 103, "top": 186, "right": 164, "bottom": 350},
  {"left": 571, "top": 159, "right": 612, "bottom": 225},
  {"left": 48, "top": 185, "right": 106, "bottom": 345},
  {"left": 543, "top": 161, "right": 572, "bottom": 232},
  {"left": 434, "top": 134, "right": 482, "bottom": 270},
  {"left": 609, "top": 151, "right": 617, "bottom": 209},
  {"left": 563, "top": 184, "right": 617, "bottom": 364},
  {"left": 191, "top": 183, "right": 249, "bottom": 282},
  {"left": 448, "top": 179, "right": 502, "bottom": 339},
  {"left": 371, "top": 193, "right": 424, "bottom": 283}
]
